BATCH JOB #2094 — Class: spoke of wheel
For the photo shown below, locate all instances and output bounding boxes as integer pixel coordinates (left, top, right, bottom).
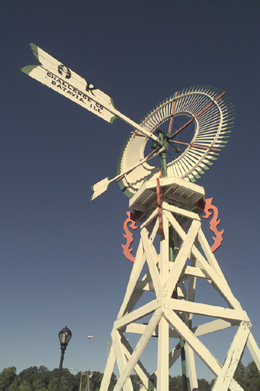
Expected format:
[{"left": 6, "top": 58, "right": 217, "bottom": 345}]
[
  {"left": 169, "top": 91, "right": 226, "bottom": 139},
  {"left": 170, "top": 140, "right": 221, "bottom": 152},
  {"left": 167, "top": 91, "right": 178, "bottom": 136}
]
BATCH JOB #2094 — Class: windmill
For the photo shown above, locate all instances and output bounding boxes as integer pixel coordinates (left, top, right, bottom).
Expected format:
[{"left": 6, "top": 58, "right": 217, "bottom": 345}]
[{"left": 22, "top": 43, "right": 260, "bottom": 391}]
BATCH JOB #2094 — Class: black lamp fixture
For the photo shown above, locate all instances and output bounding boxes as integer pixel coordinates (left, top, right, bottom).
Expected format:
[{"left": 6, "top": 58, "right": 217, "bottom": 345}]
[
  {"left": 59, "top": 326, "right": 72, "bottom": 351},
  {"left": 57, "top": 326, "right": 72, "bottom": 391}
]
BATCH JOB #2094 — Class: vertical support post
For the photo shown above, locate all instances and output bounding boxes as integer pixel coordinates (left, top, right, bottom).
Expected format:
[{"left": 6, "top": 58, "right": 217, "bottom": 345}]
[
  {"left": 157, "top": 316, "right": 169, "bottom": 391},
  {"left": 157, "top": 217, "right": 169, "bottom": 391},
  {"left": 157, "top": 130, "right": 168, "bottom": 177},
  {"left": 169, "top": 225, "right": 188, "bottom": 391}
]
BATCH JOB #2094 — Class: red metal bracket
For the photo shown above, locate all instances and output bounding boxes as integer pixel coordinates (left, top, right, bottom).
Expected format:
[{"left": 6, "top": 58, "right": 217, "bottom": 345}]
[{"left": 202, "top": 197, "right": 224, "bottom": 253}]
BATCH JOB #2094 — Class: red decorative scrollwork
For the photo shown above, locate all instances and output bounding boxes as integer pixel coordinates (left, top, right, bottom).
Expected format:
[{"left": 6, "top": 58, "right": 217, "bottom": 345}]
[
  {"left": 202, "top": 197, "right": 224, "bottom": 253},
  {"left": 121, "top": 211, "right": 139, "bottom": 263}
]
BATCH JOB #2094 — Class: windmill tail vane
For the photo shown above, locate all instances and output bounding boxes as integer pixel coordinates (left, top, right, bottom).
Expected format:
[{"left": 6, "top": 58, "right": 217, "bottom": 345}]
[
  {"left": 22, "top": 43, "right": 159, "bottom": 144},
  {"left": 21, "top": 43, "right": 117, "bottom": 123}
]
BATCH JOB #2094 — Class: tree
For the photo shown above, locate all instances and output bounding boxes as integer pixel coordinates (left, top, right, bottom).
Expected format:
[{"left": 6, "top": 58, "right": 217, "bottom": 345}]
[
  {"left": 17, "top": 380, "right": 32, "bottom": 391},
  {"left": 169, "top": 375, "right": 185, "bottom": 391},
  {"left": 108, "top": 372, "right": 117, "bottom": 391},
  {"left": 89, "top": 371, "right": 103, "bottom": 391},
  {"left": 234, "top": 361, "right": 246, "bottom": 389},
  {"left": 244, "top": 361, "right": 260, "bottom": 391},
  {"left": 47, "top": 376, "right": 69, "bottom": 391},
  {"left": 0, "top": 367, "right": 17, "bottom": 391},
  {"left": 9, "top": 377, "right": 21, "bottom": 391},
  {"left": 198, "top": 378, "right": 211, "bottom": 391}
]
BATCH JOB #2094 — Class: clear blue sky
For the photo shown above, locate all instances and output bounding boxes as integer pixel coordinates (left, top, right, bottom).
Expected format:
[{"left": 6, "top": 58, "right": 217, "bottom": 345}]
[{"left": 0, "top": 0, "right": 259, "bottom": 382}]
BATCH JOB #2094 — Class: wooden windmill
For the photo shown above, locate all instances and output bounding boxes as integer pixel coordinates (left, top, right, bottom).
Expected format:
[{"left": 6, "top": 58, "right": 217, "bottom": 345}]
[{"left": 22, "top": 44, "right": 260, "bottom": 391}]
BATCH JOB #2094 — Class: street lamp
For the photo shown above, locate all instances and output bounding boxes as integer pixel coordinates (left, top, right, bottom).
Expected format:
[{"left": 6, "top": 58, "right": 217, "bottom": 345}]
[
  {"left": 70, "top": 368, "right": 93, "bottom": 391},
  {"left": 86, "top": 370, "right": 93, "bottom": 391},
  {"left": 87, "top": 335, "right": 110, "bottom": 359},
  {"left": 70, "top": 369, "right": 87, "bottom": 391},
  {"left": 56, "top": 326, "right": 72, "bottom": 391}
]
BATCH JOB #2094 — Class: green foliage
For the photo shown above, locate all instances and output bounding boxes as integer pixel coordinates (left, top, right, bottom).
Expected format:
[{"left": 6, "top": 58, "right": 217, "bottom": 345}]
[
  {"left": 235, "top": 361, "right": 247, "bottom": 389},
  {"left": 0, "top": 361, "right": 259, "bottom": 391},
  {"left": 244, "top": 361, "right": 260, "bottom": 391},
  {"left": 0, "top": 367, "right": 17, "bottom": 391},
  {"left": 198, "top": 378, "right": 211, "bottom": 391},
  {"left": 169, "top": 375, "right": 190, "bottom": 391}
]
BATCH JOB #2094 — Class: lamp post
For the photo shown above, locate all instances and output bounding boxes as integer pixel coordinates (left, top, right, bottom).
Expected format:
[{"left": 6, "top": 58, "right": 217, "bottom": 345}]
[
  {"left": 87, "top": 335, "right": 110, "bottom": 359},
  {"left": 70, "top": 368, "right": 93, "bottom": 391},
  {"left": 56, "top": 326, "right": 72, "bottom": 391},
  {"left": 86, "top": 370, "right": 93, "bottom": 391},
  {"left": 70, "top": 369, "right": 88, "bottom": 391}
]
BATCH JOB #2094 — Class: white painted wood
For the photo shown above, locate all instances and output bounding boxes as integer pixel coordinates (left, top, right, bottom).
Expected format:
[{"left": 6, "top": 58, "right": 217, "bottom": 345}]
[
  {"left": 129, "top": 176, "right": 205, "bottom": 212},
  {"left": 114, "top": 309, "right": 163, "bottom": 391},
  {"left": 111, "top": 330, "right": 133, "bottom": 391},
  {"left": 247, "top": 333, "right": 260, "bottom": 371},
  {"left": 187, "top": 250, "right": 198, "bottom": 328},
  {"left": 159, "top": 213, "right": 169, "bottom": 283},
  {"left": 157, "top": 316, "right": 169, "bottom": 391},
  {"left": 164, "top": 309, "right": 244, "bottom": 391},
  {"left": 117, "top": 241, "right": 146, "bottom": 319},
  {"left": 99, "top": 344, "right": 116, "bottom": 391},
  {"left": 193, "top": 319, "right": 238, "bottom": 337},
  {"left": 169, "top": 344, "right": 181, "bottom": 368},
  {"left": 180, "top": 265, "right": 209, "bottom": 280},
  {"left": 167, "top": 298, "right": 249, "bottom": 322},
  {"left": 164, "top": 219, "right": 201, "bottom": 297},
  {"left": 191, "top": 243, "right": 242, "bottom": 310},
  {"left": 114, "top": 299, "right": 159, "bottom": 330},
  {"left": 198, "top": 229, "right": 242, "bottom": 310},
  {"left": 150, "top": 217, "right": 160, "bottom": 244},
  {"left": 135, "top": 280, "right": 154, "bottom": 292},
  {"left": 198, "top": 228, "right": 229, "bottom": 278},
  {"left": 177, "top": 282, "right": 187, "bottom": 299},
  {"left": 141, "top": 228, "right": 162, "bottom": 296},
  {"left": 124, "top": 323, "right": 153, "bottom": 336},
  {"left": 163, "top": 202, "right": 201, "bottom": 221},
  {"left": 140, "top": 208, "right": 159, "bottom": 230},
  {"left": 212, "top": 321, "right": 251, "bottom": 391},
  {"left": 121, "top": 335, "right": 150, "bottom": 390},
  {"left": 165, "top": 209, "right": 240, "bottom": 309},
  {"left": 185, "top": 343, "right": 198, "bottom": 391}
]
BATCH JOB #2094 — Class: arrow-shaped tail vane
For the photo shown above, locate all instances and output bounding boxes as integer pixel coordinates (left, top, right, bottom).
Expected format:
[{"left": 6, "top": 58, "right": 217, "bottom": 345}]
[
  {"left": 91, "top": 146, "right": 164, "bottom": 200},
  {"left": 21, "top": 43, "right": 159, "bottom": 143}
]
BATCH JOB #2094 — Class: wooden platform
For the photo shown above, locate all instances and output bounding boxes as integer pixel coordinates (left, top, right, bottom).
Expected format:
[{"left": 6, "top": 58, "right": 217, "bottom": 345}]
[{"left": 129, "top": 176, "right": 205, "bottom": 223}]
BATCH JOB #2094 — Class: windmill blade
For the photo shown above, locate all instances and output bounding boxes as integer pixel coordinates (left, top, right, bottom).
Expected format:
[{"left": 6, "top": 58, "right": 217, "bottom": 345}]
[
  {"left": 21, "top": 43, "right": 159, "bottom": 143},
  {"left": 21, "top": 43, "right": 116, "bottom": 123}
]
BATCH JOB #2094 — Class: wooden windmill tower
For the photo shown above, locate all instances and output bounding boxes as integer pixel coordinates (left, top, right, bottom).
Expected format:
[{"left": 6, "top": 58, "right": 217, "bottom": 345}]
[{"left": 22, "top": 44, "right": 260, "bottom": 391}]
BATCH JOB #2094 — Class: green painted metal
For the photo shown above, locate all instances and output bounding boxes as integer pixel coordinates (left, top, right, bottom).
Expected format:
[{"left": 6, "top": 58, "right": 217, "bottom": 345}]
[
  {"left": 180, "top": 338, "right": 188, "bottom": 391},
  {"left": 157, "top": 130, "right": 168, "bottom": 177},
  {"left": 21, "top": 65, "right": 37, "bottom": 75},
  {"left": 148, "top": 378, "right": 155, "bottom": 391},
  {"left": 30, "top": 42, "right": 39, "bottom": 61},
  {"left": 109, "top": 115, "right": 117, "bottom": 124},
  {"left": 169, "top": 226, "right": 175, "bottom": 263}
]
